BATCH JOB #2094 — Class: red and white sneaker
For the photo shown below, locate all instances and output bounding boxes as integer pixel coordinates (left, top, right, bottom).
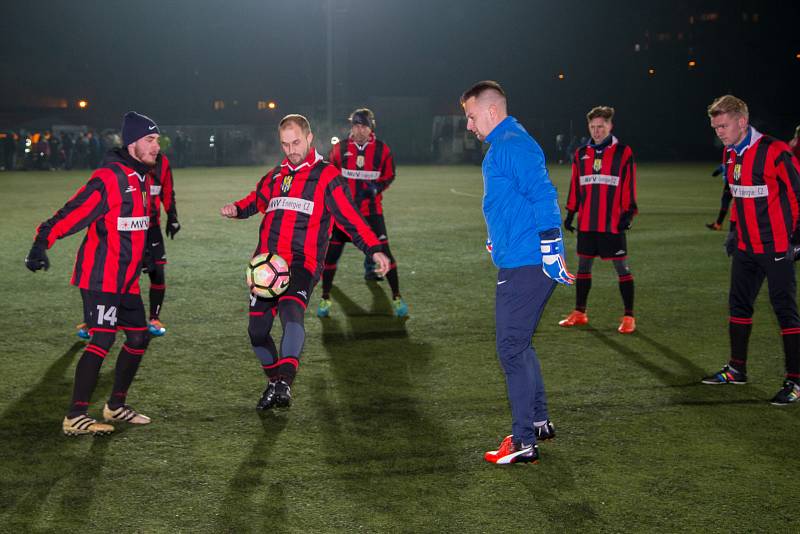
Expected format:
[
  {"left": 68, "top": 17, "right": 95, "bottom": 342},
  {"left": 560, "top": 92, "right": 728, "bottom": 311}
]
[{"left": 484, "top": 435, "right": 540, "bottom": 465}]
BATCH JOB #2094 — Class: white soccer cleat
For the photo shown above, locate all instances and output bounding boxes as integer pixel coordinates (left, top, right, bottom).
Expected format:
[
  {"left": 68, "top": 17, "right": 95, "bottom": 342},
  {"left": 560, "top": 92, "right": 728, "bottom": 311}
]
[{"left": 103, "top": 403, "right": 151, "bottom": 425}]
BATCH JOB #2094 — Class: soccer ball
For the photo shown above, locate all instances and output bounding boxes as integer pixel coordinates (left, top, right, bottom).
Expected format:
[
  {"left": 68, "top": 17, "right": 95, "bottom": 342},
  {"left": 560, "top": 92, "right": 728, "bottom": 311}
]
[{"left": 246, "top": 253, "right": 290, "bottom": 298}]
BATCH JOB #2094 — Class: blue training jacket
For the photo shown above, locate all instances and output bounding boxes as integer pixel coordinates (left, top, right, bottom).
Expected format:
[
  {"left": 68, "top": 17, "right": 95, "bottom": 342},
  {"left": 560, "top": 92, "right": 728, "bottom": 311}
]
[{"left": 482, "top": 116, "right": 562, "bottom": 268}]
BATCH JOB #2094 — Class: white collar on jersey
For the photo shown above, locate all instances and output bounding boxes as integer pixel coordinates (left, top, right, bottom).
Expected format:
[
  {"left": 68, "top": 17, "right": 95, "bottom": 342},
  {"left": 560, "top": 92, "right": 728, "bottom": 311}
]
[{"left": 281, "top": 149, "right": 323, "bottom": 172}]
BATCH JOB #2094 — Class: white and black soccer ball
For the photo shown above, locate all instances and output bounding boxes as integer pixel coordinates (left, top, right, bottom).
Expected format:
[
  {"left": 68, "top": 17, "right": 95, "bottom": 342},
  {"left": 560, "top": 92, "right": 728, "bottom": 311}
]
[{"left": 246, "top": 252, "right": 290, "bottom": 298}]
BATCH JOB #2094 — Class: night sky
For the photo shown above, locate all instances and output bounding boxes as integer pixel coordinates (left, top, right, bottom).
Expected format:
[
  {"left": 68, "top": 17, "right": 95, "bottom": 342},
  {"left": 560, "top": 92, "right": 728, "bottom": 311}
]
[{"left": 3, "top": 0, "right": 799, "bottom": 158}]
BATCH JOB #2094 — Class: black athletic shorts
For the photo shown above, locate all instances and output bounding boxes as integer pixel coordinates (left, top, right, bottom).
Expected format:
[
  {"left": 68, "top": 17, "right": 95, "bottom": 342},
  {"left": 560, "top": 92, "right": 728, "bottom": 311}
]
[
  {"left": 249, "top": 265, "right": 316, "bottom": 313},
  {"left": 144, "top": 225, "right": 167, "bottom": 272},
  {"left": 331, "top": 214, "right": 388, "bottom": 245},
  {"left": 81, "top": 289, "right": 147, "bottom": 335},
  {"left": 577, "top": 231, "right": 628, "bottom": 260}
]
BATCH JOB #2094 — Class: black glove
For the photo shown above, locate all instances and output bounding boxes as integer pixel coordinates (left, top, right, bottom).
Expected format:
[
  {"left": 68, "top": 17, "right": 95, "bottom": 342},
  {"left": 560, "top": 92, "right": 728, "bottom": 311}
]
[
  {"left": 356, "top": 184, "right": 379, "bottom": 201},
  {"left": 141, "top": 246, "right": 156, "bottom": 273},
  {"left": 563, "top": 211, "right": 575, "bottom": 233},
  {"left": 166, "top": 214, "right": 181, "bottom": 239},
  {"left": 617, "top": 211, "right": 633, "bottom": 232},
  {"left": 25, "top": 241, "right": 50, "bottom": 272},
  {"left": 724, "top": 223, "right": 738, "bottom": 257}
]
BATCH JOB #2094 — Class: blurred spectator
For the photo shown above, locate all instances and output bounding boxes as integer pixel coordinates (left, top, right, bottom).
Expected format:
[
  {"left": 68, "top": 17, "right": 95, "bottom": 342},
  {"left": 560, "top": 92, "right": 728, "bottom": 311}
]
[
  {"left": 2, "top": 131, "right": 16, "bottom": 171},
  {"left": 61, "top": 132, "right": 74, "bottom": 169},
  {"left": 35, "top": 134, "right": 50, "bottom": 170},
  {"left": 48, "top": 132, "right": 62, "bottom": 169}
]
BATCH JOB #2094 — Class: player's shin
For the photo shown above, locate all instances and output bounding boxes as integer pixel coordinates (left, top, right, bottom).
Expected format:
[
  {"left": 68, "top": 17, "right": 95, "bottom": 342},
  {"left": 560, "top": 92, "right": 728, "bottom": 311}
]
[{"left": 108, "top": 330, "right": 149, "bottom": 409}]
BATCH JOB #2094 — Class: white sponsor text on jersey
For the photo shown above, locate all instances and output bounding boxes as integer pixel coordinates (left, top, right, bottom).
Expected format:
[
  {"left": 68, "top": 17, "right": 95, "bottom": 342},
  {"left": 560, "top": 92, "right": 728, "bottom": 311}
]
[
  {"left": 730, "top": 184, "right": 769, "bottom": 198},
  {"left": 579, "top": 174, "right": 620, "bottom": 187},
  {"left": 267, "top": 196, "right": 315, "bottom": 215},
  {"left": 117, "top": 216, "right": 150, "bottom": 231},
  {"left": 341, "top": 169, "right": 381, "bottom": 181}
]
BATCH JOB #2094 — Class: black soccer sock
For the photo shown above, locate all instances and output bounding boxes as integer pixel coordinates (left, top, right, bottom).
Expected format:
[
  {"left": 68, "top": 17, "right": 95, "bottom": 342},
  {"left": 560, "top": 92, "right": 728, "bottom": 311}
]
[
  {"left": 148, "top": 265, "right": 166, "bottom": 320},
  {"left": 68, "top": 346, "right": 107, "bottom": 417},
  {"left": 715, "top": 208, "right": 728, "bottom": 226},
  {"left": 149, "top": 286, "right": 165, "bottom": 320},
  {"left": 618, "top": 274, "right": 634, "bottom": 316},
  {"left": 386, "top": 264, "right": 400, "bottom": 299},
  {"left": 108, "top": 344, "right": 145, "bottom": 409},
  {"left": 575, "top": 273, "right": 591, "bottom": 312},
  {"left": 321, "top": 240, "right": 345, "bottom": 299},
  {"left": 781, "top": 330, "right": 800, "bottom": 379},
  {"left": 728, "top": 318, "right": 752, "bottom": 373}
]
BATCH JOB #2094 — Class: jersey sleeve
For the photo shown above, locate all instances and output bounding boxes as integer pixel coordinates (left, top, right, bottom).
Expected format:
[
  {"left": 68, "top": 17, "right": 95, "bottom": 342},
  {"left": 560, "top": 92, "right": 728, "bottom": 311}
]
[
  {"left": 324, "top": 174, "right": 381, "bottom": 255},
  {"left": 774, "top": 146, "right": 800, "bottom": 235},
  {"left": 328, "top": 143, "right": 341, "bottom": 168},
  {"left": 234, "top": 171, "right": 273, "bottom": 219},
  {"left": 161, "top": 159, "right": 177, "bottom": 218},
  {"left": 620, "top": 147, "right": 638, "bottom": 215},
  {"left": 565, "top": 150, "right": 580, "bottom": 212},
  {"left": 34, "top": 172, "right": 109, "bottom": 248},
  {"left": 504, "top": 140, "right": 562, "bottom": 234},
  {"left": 376, "top": 145, "right": 396, "bottom": 193}
]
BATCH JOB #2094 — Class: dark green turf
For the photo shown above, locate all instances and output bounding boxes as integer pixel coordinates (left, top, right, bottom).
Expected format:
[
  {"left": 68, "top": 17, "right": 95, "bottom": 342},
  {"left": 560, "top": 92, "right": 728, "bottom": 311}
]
[{"left": 0, "top": 163, "right": 797, "bottom": 532}]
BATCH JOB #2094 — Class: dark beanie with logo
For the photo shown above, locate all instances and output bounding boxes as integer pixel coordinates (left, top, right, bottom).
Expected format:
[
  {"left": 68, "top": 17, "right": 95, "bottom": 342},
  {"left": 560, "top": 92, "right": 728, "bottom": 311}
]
[{"left": 122, "top": 111, "right": 159, "bottom": 146}]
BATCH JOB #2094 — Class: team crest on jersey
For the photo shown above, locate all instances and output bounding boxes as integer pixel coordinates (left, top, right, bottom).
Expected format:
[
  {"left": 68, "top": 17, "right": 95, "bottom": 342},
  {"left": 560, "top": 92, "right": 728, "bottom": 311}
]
[
  {"left": 733, "top": 164, "right": 742, "bottom": 181},
  {"left": 593, "top": 158, "right": 602, "bottom": 172},
  {"left": 356, "top": 155, "right": 365, "bottom": 169},
  {"left": 281, "top": 174, "right": 293, "bottom": 193}
]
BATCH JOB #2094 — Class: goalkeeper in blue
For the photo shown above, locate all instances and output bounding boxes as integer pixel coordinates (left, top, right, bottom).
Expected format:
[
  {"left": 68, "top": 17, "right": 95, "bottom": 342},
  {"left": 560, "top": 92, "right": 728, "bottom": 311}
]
[{"left": 461, "top": 80, "right": 574, "bottom": 466}]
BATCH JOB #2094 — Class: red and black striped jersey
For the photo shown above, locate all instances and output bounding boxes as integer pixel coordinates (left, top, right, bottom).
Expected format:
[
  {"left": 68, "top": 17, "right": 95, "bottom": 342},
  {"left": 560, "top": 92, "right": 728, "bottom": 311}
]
[
  {"left": 328, "top": 133, "right": 395, "bottom": 216},
  {"left": 233, "top": 149, "right": 383, "bottom": 278},
  {"left": 566, "top": 136, "right": 637, "bottom": 234},
  {"left": 148, "top": 153, "right": 176, "bottom": 225},
  {"left": 33, "top": 149, "right": 151, "bottom": 294},
  {"left": 725, "top": 129, "right": 800, "bottom": 254}
]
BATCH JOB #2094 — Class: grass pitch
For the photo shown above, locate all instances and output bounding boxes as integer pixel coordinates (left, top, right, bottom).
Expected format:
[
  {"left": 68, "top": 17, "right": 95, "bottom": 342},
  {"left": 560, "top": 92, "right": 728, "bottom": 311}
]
[{"left": 0, "top": 163, "right": 797, "bottom": 533}]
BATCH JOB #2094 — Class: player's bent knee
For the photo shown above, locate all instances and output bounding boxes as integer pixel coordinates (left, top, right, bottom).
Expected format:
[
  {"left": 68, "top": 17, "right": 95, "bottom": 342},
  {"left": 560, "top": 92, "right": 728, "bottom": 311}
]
[
  {"left": 125, "top": 330, "right": 150, "bottom": 351},
  {"left": 90, "top": 331, "right": 116, "bottom": 351}
]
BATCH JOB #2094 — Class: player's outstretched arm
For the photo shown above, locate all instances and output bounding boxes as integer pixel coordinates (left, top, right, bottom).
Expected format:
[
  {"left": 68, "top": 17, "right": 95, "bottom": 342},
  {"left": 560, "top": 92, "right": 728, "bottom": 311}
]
[{"left": 220, "top": 203, "right": 239, "bottom": 218}]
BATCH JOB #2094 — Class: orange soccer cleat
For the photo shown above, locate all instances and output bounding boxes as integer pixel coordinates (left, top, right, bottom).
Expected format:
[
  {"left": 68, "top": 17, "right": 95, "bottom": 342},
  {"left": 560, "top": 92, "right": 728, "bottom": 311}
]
[
  {"left": 618, "top": 315, "right": 636, "bottom": 334},
  {"left": 558, "top": 310, "right": 588, "bottom": 327}
]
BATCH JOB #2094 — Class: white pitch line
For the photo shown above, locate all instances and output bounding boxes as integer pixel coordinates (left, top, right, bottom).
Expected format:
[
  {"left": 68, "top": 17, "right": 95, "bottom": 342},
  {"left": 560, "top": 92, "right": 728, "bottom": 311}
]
[{"left": 450, "top": 188, "right": 481, "bottom": 198}]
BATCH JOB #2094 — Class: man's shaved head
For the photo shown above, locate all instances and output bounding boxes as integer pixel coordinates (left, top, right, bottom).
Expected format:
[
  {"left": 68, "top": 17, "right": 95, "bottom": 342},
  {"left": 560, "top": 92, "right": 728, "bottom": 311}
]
[{"left": 461, "top": 80, "right": 509, "bottom": 141}]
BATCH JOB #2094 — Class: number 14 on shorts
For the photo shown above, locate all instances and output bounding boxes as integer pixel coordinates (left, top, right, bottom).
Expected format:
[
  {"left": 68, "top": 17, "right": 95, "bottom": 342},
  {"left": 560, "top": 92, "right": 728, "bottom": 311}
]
[{"left": 96, "top": 304, "right": 118, "bottom": 326}]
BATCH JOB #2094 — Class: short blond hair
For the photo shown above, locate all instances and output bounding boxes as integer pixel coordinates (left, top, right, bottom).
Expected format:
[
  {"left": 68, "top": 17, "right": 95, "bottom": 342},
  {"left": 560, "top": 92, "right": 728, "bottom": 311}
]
[
  {"left": 279, "top": 114, "right": 311, "bottom": 135},
  {"left": 587, "top": 106, "right": 614, "bottom": 122},
  {"left": 707, "top": 95, "right": 749, "bottom": 118}
]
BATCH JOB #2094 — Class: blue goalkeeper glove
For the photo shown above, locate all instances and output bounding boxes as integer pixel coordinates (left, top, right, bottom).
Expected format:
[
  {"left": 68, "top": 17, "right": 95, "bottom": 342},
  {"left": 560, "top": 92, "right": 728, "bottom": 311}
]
[{"left": 540, "top": 231, "right": 574, "bottom": 285}]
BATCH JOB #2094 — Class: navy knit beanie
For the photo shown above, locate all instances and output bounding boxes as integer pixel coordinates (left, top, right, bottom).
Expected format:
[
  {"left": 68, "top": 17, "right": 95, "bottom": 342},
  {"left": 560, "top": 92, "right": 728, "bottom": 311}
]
[{"left": 122, "top": 111, "right": 159, "bottom": 146}]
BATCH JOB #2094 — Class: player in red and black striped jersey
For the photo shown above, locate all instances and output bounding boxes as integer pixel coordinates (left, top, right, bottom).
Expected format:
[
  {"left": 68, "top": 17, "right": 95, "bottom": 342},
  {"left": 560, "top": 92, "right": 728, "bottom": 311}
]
[
  {"left": 701, "top": 95, "right": 800, "bottom": 405},
  {"left": 141, "top": 152, "right": 180, "bottom": 336},
  {"left": 318, "top": 108, "right": 408, "bottom": 318},
  {"left": 559, "top": 106, "right": 638, "bottom": 334},
  {"left": 221, "top": 114, "right": 390, "bottom": 410},
  {"left": 25, "top": 111, "right": 161, "bottom": 435}
]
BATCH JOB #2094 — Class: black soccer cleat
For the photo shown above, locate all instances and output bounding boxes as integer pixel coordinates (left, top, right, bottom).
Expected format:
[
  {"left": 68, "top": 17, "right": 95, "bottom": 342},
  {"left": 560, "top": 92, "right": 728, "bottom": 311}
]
[
  {"left": 701, "top": 364, "right": 747, "bottom": 385},
  {"left": 535, "top": 420, "right": 556, "bottom": 442},
  {"left": 273, "top": 380, "right": 292, "bottom": 408},
  {"left": 770, "top": 379, "right": 800, "bottom": 406},
  {"left": 256, "top": 382, "right": 277, "bottom": 410},
  {"left": 256, "top": 380, "right": 292, "bottom": 410}
]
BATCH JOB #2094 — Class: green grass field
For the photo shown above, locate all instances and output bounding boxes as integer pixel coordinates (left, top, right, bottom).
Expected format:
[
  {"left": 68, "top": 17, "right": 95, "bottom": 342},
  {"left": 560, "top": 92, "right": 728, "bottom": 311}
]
[{"left": 1, "top": 163, "right": 798, "bottom": 533}]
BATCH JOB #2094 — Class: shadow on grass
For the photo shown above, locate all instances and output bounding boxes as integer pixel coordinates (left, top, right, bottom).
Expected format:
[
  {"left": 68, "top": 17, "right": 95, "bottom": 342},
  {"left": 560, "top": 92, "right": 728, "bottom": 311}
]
[
  {"left": 311, "top": 284, "right": 460, "bottom": 523},
  {"left": 215, "top": 412, "right": 289, "bottom": 532},
  {"left": 0, "top": 342, "right": 112, "bottom": 531}
]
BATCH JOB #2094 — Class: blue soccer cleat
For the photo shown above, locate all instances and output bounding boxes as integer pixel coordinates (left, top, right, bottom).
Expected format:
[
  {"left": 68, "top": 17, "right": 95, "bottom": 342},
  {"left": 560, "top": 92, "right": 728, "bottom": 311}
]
[
  {"left": 392, "top": 297, "right": 408, "bottom": 318},
  {"left": 76, "top": 323, "right": 90, "bottom": 340},
  {"left": 317, "top": 298, "right": 332, "bottom": 318},
  {"left": 148, "top": 319, "right": 166, "bottom": 337}
]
